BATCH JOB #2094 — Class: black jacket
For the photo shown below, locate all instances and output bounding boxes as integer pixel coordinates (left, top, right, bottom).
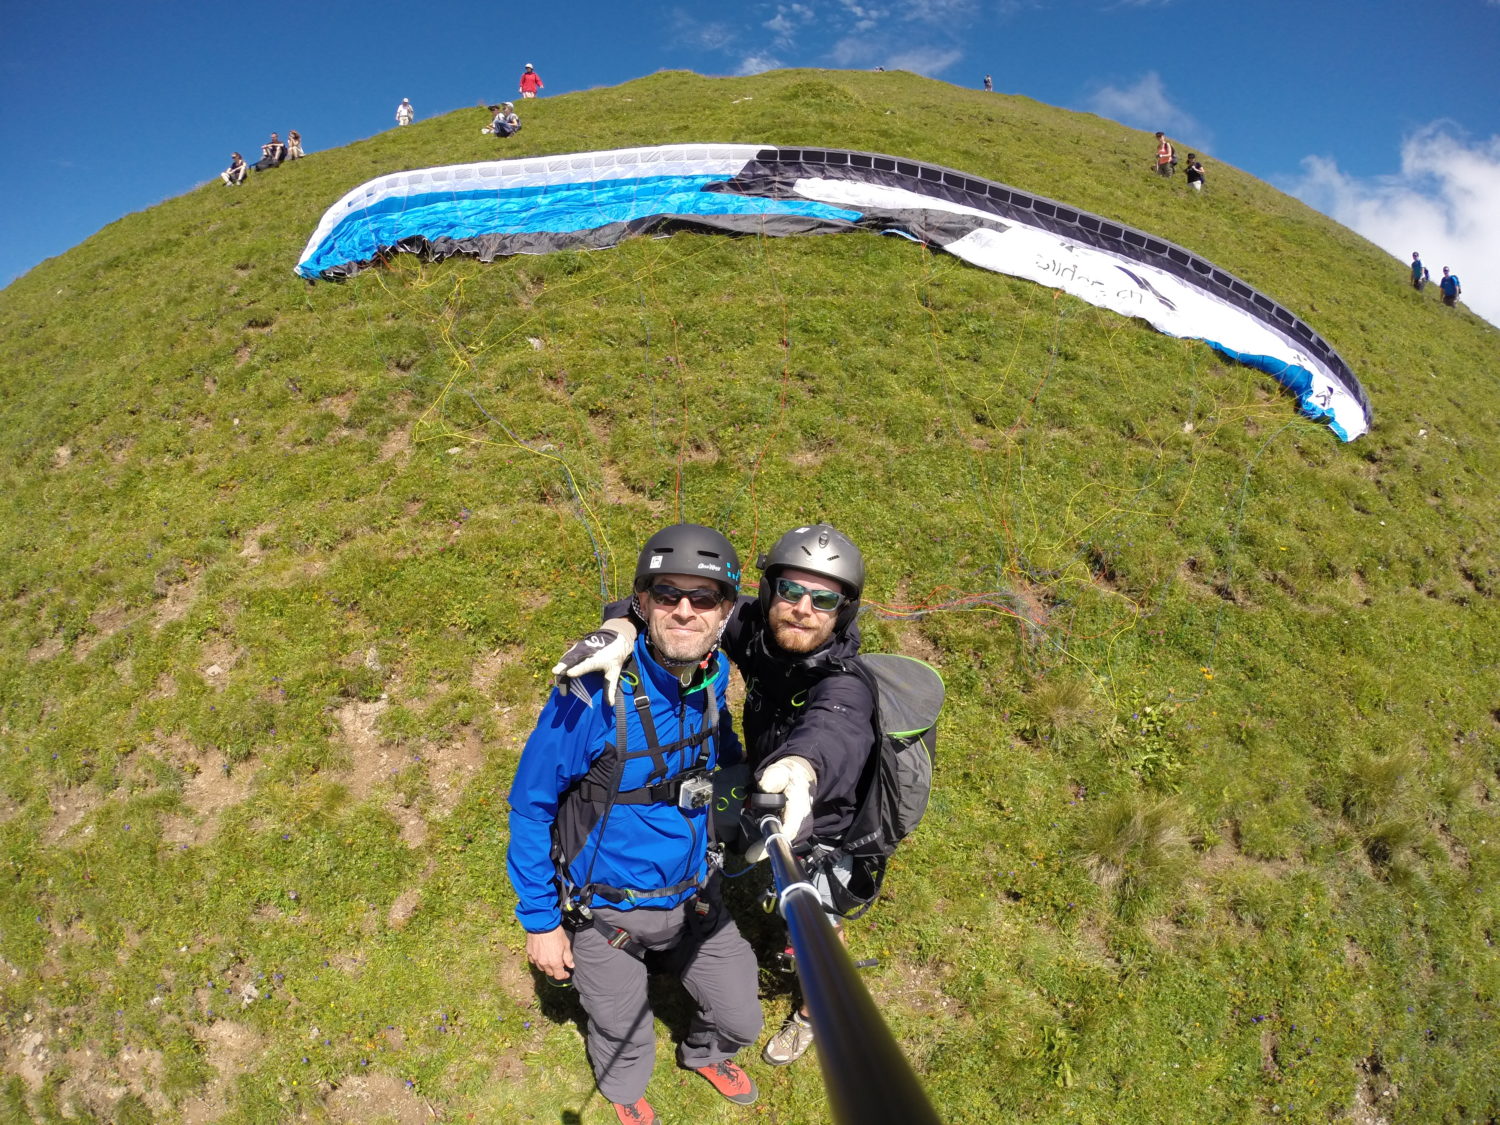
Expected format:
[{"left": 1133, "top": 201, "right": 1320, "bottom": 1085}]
[{"left": 723, "top": 597, "right": 872, "bottom": 844}]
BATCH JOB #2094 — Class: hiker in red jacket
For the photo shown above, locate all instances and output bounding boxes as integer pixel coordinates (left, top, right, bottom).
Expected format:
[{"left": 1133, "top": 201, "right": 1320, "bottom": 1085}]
[{"left": 519, "top": 63, "right": 544, "bottom": 98}]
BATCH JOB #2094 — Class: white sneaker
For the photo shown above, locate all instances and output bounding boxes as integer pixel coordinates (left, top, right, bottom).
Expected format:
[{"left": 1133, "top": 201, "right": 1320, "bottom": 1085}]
[{"left": 762, "top": 1010, "right": 814, "bottom": 1066}]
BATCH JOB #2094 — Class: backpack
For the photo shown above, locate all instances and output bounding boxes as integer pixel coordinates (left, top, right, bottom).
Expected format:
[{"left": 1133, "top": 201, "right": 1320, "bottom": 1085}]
[{"left": 811, "top": 653, "right": 944, "bottom": 917}]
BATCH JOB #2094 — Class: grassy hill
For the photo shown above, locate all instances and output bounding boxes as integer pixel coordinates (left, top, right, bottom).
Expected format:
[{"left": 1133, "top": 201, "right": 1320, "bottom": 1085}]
[{"left": 1, "top": 69, "right": 1497, "bottom": 1124}]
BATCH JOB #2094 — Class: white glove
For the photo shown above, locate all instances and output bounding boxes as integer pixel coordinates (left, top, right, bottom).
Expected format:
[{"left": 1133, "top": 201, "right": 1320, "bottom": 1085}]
[
  {"left": 551, "top": 619, "right": 636, "bottom": 705},
  {"left": 745, "top": 756, "right": 817, "bottom": 862}
]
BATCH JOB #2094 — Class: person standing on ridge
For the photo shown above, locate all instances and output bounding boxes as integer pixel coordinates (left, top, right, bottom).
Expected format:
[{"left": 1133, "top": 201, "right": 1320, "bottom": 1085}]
[
  {"left": 553, "top": 523, "right": 884, "bottom": 1068},
  {"left": 519, "top": 63, "right": 544, "bottom": 98},
  {"left": 1185, "top": 154, "right": 1205, "bottom": 192},
  {"left": 509, "top": 524, "right": 762, "bottom": 1125},
  {"left": 1439, "top": 266, "right": 1462, "bottom": 308},
  {"left": 1154, "top": 132, "right": 1175, "bottom": 177},
  {"left": 396, "top": 98, "right": 415, "bottom": 126},
  {"left": 1410, "top": 251, "right": 1426, "bottom": 291},
  {"left": 983, "top": 74, "right": 993, "bottom": 91}
]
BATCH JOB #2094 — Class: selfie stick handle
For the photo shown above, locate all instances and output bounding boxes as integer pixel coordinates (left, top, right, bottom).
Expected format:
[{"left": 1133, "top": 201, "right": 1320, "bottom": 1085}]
[{"left": 753, "top": 797, "right": 942, "bottom": 1125}]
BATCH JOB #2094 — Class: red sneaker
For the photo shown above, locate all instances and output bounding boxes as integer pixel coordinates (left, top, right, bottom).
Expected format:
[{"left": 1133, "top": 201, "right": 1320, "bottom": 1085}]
[
  {"left": 612, "top": 1097, "right": 659, "bottom": 1124},
  {"left": 692, "top": 1060, "right": 759, "bottom": 1105}
]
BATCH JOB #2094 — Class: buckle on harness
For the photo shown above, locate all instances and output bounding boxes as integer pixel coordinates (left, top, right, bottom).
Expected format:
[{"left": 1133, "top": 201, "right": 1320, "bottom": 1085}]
[
  {"left": 606, "top": 926, "right": 635, "bottom": 950},
  {"left": 561, "top": 902, "right": 594, "bottom": 933}
]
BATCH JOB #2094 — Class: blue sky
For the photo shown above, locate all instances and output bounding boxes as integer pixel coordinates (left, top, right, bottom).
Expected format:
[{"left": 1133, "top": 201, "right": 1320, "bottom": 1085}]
[{"left": 3, "top": 0, "right": 1498, "bottom": 324}]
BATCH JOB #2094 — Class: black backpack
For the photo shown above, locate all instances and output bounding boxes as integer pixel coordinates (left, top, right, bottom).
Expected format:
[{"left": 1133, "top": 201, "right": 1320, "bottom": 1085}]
[{"left": 812, "top": 653, "right": 944, "bottom": 916}]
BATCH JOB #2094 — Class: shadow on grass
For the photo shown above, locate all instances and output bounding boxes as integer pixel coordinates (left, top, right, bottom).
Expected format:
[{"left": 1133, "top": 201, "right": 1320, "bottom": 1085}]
[{"left": 532, "top": 964, "right": 587, "bottom": 1030}]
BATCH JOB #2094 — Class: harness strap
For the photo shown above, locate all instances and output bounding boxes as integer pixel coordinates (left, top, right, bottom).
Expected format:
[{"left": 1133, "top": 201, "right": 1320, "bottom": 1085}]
[
  {"left": 590, "top": 874, "right": 704, "bottom": 904},
  {"left": 591, "top": 916, "right": 649, "bottom": 960},
  {"left": 577, "top": 767, "right": 710, "bottom": 806},
  {"left": 633, "top": 690, "right": 671, "bottom": 781},
  {"left": 586, "top": 888, "right": 717, "bottom": 961},
  {"left": 802, "top": 847, "right": 888, "bottom": 920}
]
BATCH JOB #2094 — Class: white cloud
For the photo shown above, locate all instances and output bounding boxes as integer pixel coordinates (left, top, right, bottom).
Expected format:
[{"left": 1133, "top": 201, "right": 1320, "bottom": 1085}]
[
  {"left": 736, "top": 53, "right": 784, "bottom": 75},
  {"left": 891, "top": 0, "right": 979, "bottom": 21},
  {"left": 1284, "top": 123, "right": 1500, "bottom": 328},
  {"left": 764, "top": 3, "right": 814, "bottom": 48},
  {"left": 837, "top": 0, "right": 883, "bottom": 29},
  {"left": 671, "top": 11, "right": 737, "bottom": 52},
  {"left": 885, "top": 46, "right": 964, "bottom": 74},
  {"left": 712, "top": 3, "right": 976, "bottom": 78},
  {"left": 829, "top": 34, "right": 878, "bottom": 66},
  {"left": 1084, "top": 71, "right": 1206, "bottom": 145}
]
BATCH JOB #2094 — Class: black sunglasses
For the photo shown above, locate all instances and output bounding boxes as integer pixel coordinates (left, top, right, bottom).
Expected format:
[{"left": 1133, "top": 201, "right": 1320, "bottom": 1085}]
[
  {"left": 774, "top": 577, "right": 845, "bottom": 612},
  {"left": 647, "top": 583, "right": 726, "bottom": 611}
]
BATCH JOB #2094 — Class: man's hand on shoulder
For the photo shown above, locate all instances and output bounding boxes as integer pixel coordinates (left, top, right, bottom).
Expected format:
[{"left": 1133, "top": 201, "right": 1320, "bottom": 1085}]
[
  {"left": 552, "top": 619, "right": 637, "bottom": 705},
  {"left": 525, "top": 926, "right": 575, "bottom": 980}
]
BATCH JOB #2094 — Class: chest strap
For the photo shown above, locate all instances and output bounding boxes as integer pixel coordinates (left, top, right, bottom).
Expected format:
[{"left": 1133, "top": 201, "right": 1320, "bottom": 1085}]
[{"left": 577, "top": 766, "right": 710, "bottom": 806}]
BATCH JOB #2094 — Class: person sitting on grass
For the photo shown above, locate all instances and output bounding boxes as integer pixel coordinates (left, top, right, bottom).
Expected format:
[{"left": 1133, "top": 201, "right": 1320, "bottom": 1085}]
[
  {"left": 487, "top": 102, "right": 521, "bottom": 137},
  {"left": 252, "top": 133, "right": 286, "bottom": 172},
  {"left": 220, "top": 152, "right": 247, "bottom": 186},
  {"left": 285, "top": 130, "right": 304, "bottom": 160}
]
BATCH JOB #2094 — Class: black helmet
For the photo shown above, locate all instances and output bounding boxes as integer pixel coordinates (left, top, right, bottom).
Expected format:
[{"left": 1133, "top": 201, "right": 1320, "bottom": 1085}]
[
  {"left": 756, "top": 523, "right": 864, "bottom": 630},
  {"left": 633, "top": 523, "right": 741, "bottom": 595}
]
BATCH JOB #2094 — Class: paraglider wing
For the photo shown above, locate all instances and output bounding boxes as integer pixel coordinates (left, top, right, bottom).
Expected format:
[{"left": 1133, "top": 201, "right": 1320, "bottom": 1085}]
[{"left": 295, "top": 144, "right": 1371, "bottom": 441}]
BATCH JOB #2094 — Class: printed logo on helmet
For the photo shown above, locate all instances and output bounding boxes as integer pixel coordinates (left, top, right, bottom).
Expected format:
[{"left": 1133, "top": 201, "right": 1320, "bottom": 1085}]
[{"left": 649, "top": 555, "right": 663, "bottom": 569}]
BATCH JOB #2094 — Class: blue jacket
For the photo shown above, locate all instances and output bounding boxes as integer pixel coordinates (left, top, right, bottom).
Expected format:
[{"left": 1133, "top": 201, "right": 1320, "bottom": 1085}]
[
  {"left": 507, "top": 633, "right": 741, "bottom": 933},
  {"left": 601, "top": 595, "right": 874, "bottom": 844}
]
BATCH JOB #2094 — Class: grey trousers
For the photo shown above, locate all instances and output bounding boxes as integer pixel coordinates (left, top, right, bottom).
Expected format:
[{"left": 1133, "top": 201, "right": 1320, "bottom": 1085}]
[{"left": 570, "top": 902, "right": 763, "bottom": 1104}]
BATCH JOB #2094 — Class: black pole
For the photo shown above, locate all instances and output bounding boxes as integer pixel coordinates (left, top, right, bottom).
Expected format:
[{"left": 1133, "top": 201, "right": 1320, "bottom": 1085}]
[{"left": 758, "top": 811, "right": 943, "bottom": 1125}]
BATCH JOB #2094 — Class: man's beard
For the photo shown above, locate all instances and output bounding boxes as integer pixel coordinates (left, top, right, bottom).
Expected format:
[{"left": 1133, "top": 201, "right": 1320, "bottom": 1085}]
[
  {"left": 647, "top": 617, "right": 717, "bottom": 665},
  {"left": 769, "top": 611, "right": 834, "bottom": 654}
]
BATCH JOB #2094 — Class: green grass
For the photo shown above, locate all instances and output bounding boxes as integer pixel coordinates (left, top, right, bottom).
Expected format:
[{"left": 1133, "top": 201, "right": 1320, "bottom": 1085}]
[{"left": 1, "top": 68, "right": 1497, "bottom": 1123}]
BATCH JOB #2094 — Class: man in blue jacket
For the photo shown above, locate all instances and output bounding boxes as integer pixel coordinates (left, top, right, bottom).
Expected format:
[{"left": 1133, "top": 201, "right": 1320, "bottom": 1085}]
[
  {"left": 553, "top": 524, "right": 878, "bottom": 1068},
  {"left": 1439, "top": 266, "right": 1462, "bottom": 308},
  {"left": 508, "top": 524, "right": 762, "bottom": 1125}
]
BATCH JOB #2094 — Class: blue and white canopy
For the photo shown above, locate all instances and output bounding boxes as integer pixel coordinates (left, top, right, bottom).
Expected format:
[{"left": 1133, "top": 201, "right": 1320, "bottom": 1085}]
[{"left": 296, "top": 144, "right": 1371, "bottom": 441}]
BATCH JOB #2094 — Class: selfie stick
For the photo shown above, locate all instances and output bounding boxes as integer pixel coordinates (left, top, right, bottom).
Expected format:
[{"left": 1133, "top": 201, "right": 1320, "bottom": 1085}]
[{"left": 751, "top": 794, "right": 942, "bottom": 1125}]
